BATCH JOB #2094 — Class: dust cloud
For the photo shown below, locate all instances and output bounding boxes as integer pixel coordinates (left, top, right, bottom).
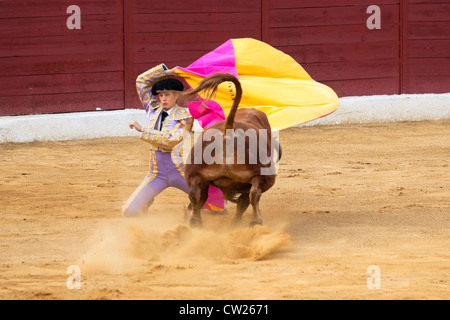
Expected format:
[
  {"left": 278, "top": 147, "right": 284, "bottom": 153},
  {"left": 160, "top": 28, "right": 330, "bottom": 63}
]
[{"left": 79, "top": 213, "right": 293, "bottom": 274}]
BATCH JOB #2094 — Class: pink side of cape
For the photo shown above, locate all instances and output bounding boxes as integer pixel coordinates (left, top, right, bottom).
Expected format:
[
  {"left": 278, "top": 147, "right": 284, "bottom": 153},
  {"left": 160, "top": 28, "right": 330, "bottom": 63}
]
[
  {"left": 177, "top": 40, "right": 238, "bottom": 212},
  {"left": 178, "top": 39, "right": 238, "bottom": 78},
  {"left": 179, "top": 39, "right": 237, "bottom": 128}
]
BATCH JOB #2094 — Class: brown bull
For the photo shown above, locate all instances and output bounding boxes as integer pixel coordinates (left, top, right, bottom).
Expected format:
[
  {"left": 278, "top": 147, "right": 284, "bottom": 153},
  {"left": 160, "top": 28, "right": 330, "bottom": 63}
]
[{"left": 181, "top": 73, "right": 281, "bottom": 227}]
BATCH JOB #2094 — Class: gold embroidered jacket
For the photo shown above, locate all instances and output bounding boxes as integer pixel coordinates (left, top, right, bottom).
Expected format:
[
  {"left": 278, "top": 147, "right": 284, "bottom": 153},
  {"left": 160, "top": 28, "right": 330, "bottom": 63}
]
[{"left": 136, "top": 64, "right": 193, "bottom": 180}]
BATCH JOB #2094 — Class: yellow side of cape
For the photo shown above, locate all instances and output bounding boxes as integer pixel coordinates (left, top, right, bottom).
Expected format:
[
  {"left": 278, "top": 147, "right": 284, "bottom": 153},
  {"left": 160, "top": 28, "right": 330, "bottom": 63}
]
[{"left": 176, "top": 38, "right": 339, "bottom": 131}]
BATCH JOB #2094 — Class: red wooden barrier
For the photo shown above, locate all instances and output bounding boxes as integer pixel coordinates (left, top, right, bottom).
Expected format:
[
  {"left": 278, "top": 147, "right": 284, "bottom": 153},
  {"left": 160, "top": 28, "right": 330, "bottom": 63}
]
[
  {"left": 0, "top": 1, "right": 124, "bottom": 116},
  {"left": 124, "top": 0, "right": 262, "bottom": 109},
  {"left": 265, "top": 1, "right": 401, "bottom": 97},
  {"left": 0, "top": 0, "right": 448, "bottom": 116},
  {"left": 403, "top": 0, "right": 450, "bottom": 93}
]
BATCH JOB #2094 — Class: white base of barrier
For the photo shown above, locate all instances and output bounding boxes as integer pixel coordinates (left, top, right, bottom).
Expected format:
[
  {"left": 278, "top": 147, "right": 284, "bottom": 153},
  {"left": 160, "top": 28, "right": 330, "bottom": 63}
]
[
  {"left": 1, "top": 93, "right": 449, "bottom": 143},
  {"left": 302, "top": 93, "right": 450, "bottom": 126}
]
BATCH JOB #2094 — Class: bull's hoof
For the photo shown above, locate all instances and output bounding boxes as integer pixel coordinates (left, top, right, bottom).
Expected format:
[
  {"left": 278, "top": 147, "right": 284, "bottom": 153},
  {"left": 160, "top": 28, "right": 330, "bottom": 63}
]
[
  {"left": 189, "top": 216, "right": 202, "bottom": 228},
  {"left": 232, "top": 216, "right": 242, "bottom": 227},
  {"left": 249, "top": 219, "right": 263, "bottom": 227}
]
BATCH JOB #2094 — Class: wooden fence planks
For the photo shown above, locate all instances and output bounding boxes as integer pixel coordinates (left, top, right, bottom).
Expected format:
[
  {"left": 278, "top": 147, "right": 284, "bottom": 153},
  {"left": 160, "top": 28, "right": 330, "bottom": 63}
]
[
  {"left": 266, "top": 1, "right": 401, "bottom": 97},
  {"left": 403, "top": 0, "right": 450, "bottom": 93},
  {"left": 124, "top": 0, "right": 262, "bottom": 108},
  {"left": 0, "top": 0, "right": 448, "bottom": 116},
  {"left": 0, "top": 1, "right": 124, "bottom": 115}
]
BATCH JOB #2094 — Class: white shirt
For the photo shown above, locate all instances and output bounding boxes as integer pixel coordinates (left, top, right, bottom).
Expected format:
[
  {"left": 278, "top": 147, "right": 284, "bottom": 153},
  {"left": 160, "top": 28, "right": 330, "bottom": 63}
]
[{"left": 157, "top": 106, "right": 174, "bottom": 130}]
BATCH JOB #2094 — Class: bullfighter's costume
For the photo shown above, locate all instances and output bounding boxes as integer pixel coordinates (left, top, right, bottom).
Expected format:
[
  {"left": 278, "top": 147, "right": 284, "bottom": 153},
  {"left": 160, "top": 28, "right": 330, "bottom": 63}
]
[{"left": 122, "top": 64, "right": 193, "bottom": 217}]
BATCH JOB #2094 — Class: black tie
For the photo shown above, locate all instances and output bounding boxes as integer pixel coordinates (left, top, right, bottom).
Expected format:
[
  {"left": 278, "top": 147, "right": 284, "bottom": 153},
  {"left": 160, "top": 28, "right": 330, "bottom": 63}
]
[{"left": 159, "top": 111, "right": 168, "bottom": 130}]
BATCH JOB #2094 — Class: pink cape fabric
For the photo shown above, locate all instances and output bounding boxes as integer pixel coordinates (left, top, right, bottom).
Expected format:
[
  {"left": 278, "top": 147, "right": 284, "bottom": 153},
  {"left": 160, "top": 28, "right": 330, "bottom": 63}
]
[
  {"left": 177, "top": 40, "right": 239, "bottom": 212},
  {"left": 179, "top": 39, "right": 237, "bottom": 129}
]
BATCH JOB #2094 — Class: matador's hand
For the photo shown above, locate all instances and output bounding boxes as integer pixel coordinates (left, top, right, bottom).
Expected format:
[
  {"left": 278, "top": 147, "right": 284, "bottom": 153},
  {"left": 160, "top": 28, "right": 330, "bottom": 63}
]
[{"left": 129, "top": 121, "right": 143, "bottom": 132}]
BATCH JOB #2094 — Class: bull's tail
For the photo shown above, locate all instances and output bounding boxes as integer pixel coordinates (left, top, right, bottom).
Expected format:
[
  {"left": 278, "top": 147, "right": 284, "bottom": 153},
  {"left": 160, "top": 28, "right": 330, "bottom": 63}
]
[{"left": 180, "top": 73, "right": 242, "bottom": 130}]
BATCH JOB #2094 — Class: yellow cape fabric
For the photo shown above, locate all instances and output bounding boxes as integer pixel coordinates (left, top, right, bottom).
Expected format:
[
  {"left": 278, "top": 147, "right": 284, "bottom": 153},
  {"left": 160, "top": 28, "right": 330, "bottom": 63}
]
[{"left": 176, "top": 38, "right": 338, "bottom": 131}]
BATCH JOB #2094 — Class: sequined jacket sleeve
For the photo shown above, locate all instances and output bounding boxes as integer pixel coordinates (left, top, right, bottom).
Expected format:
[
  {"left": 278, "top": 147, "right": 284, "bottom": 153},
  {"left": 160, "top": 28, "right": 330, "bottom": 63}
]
[{"left": 136, "top": 64, "right": 168, "bottom": 112}]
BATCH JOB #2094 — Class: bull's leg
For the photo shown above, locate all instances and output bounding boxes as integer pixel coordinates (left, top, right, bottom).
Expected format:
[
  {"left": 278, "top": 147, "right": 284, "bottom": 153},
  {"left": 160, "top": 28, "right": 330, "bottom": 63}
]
[
  {"left": 232, "top": 193, "right": 250, "bottom": 226},
  {"left": 188, "top": 176, "right": 209, "bottom": 228},
  {"left": 249, "top": 178, "right": 263, "bottom": 227},
  {"left": 249, "top": 175, "right": 276, "bottom": 227}
]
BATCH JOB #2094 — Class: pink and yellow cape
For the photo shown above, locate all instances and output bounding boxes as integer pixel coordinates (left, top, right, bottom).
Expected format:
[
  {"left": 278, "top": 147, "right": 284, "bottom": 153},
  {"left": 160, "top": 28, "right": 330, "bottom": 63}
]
[{"left": 174, "top": 38, "right": 339, "bottom": 211}]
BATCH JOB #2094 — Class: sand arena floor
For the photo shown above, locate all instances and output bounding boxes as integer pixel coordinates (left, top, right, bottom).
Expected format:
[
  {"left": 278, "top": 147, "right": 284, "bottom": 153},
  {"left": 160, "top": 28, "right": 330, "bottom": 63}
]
[{"left": 0, "top": 120, "right": 449, "bottom": 300}]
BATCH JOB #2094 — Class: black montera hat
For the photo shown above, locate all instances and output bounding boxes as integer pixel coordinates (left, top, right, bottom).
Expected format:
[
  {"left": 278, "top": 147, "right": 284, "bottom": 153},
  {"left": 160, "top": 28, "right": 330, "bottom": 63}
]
[{"left": 151, "top": 78, "right": 184, "bottom": 95}]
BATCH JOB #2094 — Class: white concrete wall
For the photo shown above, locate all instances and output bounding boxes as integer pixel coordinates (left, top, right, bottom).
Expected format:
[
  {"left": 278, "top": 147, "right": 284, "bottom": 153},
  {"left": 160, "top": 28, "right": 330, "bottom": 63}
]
[
  {"left": 302, "top": 93, "right": 450, "bottom": 126},
  {"left": 1, "top": 93, "right": 449, "bottom": 143}
]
